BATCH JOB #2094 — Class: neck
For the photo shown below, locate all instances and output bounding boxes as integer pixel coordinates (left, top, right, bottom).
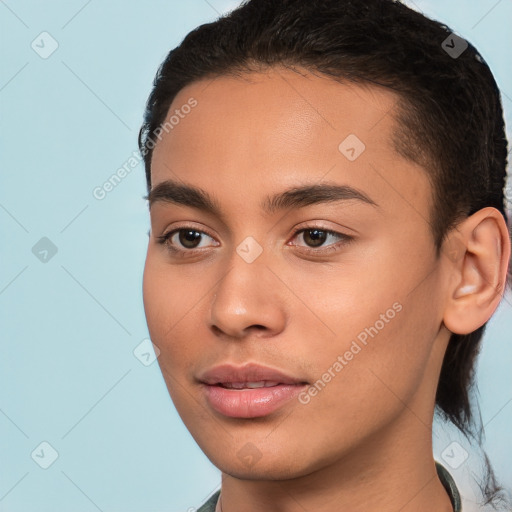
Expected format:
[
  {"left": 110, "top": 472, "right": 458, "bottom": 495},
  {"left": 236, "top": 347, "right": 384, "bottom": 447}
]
[{"left": 217, "top": 410, "right": 454, "bottom": 512}]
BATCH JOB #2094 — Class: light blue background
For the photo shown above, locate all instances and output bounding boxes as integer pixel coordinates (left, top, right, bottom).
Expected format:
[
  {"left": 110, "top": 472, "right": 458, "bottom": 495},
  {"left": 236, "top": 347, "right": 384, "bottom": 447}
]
[{"left": 1, "top": 1, "right": 511, "bottom": 511}]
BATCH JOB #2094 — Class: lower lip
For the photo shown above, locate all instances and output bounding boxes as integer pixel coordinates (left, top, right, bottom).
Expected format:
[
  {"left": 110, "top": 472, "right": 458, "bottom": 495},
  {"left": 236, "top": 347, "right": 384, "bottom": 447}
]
[{"left": 201, "top": 383, "right": 307, "bottom": 418}]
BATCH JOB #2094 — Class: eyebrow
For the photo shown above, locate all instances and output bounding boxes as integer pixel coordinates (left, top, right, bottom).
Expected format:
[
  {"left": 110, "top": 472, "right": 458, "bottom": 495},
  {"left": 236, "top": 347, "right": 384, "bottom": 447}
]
[{"left": 145, "top": 179, "right": 378, "bottom": 218}]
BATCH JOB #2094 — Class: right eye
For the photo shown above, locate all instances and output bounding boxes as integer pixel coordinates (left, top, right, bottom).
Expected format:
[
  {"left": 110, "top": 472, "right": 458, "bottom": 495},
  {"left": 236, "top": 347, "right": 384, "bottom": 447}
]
[{"left": 156, "top": 227, "right": 219, "bottom": 256}]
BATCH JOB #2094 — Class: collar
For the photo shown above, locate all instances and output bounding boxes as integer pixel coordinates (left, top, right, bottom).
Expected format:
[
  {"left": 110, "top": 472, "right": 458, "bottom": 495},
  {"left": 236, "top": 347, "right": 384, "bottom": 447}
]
[{"left": 436, "top": 460, "right": 462, "bottom": 511}]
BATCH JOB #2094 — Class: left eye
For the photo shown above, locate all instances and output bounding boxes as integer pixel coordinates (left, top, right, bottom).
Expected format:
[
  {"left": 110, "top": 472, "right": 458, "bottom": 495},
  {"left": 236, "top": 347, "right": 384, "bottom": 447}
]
[{"left": 291, "top": 227, "right": 349, "bottom": 249}]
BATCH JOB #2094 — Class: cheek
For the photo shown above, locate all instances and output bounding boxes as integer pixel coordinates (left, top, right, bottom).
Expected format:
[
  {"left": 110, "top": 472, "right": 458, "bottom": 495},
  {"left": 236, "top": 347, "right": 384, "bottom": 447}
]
[
  {"left": 142, "top": 252, "right": 197, "bottom": 360},
  {"left": 295, "top": 301, "right": 433, "bottom": 456},
  {"left": 143, "top": 255, "right": 171, "bottom": 339},
  {"left": 299, "top": 250, "right": 437, "bottom": 412},
  {"left": 142, "top": 257, "right": 201, "bottom": 413}
]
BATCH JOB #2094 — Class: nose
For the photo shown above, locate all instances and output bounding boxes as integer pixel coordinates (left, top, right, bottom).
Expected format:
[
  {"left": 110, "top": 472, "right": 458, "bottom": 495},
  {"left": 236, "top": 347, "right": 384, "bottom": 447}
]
[{"left": 209, "top": 251, "right": 288, "bottom": 340}]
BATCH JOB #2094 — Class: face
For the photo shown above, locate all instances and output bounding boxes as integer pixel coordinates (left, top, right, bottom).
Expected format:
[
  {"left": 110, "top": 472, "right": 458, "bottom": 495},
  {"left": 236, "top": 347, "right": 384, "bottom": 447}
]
[{"left": 143, "top": 67, "right": 451, "bottom": 479}]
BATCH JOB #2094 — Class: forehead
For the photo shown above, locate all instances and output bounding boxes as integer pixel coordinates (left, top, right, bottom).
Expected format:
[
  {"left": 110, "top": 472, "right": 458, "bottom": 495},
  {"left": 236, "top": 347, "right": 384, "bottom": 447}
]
[
  {"left": 152, "top": 67, "right": 398, "bottom": 172},
  {"left": 150, "top": 67, "right": 430, "bottom": 222}
]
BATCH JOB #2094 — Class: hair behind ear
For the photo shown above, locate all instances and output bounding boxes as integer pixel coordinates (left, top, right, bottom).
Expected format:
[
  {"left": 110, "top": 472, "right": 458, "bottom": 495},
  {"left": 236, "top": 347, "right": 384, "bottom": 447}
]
[{"left": 436, "top": 327, "right": 485, "bottom": 433}]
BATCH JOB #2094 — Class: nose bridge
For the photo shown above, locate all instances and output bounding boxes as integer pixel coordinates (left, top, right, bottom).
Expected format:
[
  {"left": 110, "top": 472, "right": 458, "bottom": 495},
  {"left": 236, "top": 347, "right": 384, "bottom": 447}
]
[{"left": 209, "top": 239, "right": 287, "bottom": 338}]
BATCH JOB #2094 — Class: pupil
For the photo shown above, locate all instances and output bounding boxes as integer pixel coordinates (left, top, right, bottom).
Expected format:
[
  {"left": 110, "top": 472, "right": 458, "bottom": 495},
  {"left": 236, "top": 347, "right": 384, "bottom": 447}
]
[
  {"left": 180, "top": 230, "right": 201, "bottom": 248},
  {"left": 306, "top": 229, "right": 326, "bottom": 247}
]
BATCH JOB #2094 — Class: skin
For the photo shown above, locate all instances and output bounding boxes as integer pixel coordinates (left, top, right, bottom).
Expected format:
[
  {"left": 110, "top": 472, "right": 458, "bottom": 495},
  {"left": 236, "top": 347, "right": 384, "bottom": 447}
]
[{"left": 142, "top": 66, "right": 510, "bottom": 512}]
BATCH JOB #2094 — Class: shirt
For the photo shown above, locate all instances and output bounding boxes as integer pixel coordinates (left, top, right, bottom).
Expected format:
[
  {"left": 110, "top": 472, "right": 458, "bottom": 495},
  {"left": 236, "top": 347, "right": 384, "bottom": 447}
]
[{"left": 196, "top": 461, "right": 462, "bottom": 512}]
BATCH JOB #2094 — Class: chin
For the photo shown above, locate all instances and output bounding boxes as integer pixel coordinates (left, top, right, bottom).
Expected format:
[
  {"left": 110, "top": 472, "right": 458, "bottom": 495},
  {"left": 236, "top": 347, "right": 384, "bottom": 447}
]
[
  {"left": 215, "top": 458, "right": 307, "bottom": 481},
  {"left": 197, "top": 439, "right": 321, "bottom": 481}
]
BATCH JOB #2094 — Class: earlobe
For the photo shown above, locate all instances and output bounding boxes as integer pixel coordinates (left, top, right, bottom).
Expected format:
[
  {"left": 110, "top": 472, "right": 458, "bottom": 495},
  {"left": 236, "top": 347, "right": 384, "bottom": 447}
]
[{"left": 443, "top": 207, "right": 510, "bottom": 335}]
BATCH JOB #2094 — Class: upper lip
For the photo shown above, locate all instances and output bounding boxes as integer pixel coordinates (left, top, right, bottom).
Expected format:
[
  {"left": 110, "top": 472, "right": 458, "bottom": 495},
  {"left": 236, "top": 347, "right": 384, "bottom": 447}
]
[{"left": 198, "top": 363, "right": 307, "bottom": 385}]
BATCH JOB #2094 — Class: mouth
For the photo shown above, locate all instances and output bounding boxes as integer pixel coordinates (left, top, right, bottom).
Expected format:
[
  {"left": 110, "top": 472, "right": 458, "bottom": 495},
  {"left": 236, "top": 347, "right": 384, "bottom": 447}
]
[
  {"left": 217, "top": 380, "right": 284, "bottom": 389},
  {"left": 198, "top": 363, "right": 308, "bottom": 418}
]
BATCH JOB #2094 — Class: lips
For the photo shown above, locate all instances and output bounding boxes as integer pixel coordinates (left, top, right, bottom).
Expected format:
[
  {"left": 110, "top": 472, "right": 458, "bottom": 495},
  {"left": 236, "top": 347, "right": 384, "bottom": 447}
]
[
  {"left": 220, "top": 381, "right": 281, "bottom": 389},
  {"left": 198, "top": 362, "right": 306, "bottom": 386},
  {"left": 198, "top": 363, "right": 308, "bottom": 418}
]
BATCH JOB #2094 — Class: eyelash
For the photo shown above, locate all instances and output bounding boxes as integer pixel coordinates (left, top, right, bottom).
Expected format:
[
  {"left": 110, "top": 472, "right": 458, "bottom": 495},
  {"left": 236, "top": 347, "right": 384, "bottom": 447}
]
[{"left": 155, "top": 224, "right": 354, "bottom": 258}]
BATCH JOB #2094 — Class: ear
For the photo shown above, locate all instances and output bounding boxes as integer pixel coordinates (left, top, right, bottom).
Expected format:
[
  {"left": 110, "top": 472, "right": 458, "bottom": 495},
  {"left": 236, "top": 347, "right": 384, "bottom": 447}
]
[{"left": 442, "top": 207, "right": 511, "bottom": 335}]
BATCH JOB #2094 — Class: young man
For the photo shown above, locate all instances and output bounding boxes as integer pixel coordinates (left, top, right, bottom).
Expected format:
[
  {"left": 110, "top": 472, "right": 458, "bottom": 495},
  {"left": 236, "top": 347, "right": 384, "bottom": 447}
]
[{"left": 138, "top": 1, "right": 511, "bottom": 510}]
